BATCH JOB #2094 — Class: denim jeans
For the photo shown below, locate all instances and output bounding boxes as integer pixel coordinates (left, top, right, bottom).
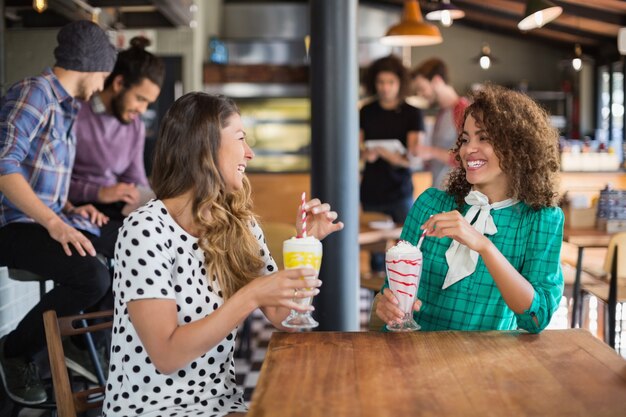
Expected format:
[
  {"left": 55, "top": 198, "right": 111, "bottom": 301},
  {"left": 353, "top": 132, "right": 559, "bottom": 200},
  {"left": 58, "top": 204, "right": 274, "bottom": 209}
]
[{"left": 0, "top": 223, "right": 112, "bottom": 359}]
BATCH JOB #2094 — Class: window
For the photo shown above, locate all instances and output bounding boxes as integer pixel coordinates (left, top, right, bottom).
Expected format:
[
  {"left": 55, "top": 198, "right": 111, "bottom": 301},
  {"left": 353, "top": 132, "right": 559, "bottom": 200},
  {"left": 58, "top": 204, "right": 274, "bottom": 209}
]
[{"left": 597, "top": 61, "right": 625, "bottom": 164}]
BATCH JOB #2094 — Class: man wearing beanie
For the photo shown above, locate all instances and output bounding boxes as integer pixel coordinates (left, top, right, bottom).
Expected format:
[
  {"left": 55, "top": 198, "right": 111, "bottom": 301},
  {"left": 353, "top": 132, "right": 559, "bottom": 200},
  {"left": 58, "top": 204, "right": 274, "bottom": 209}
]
[{"left": 0, "top": 20, "right": 117, "bottom": 404}]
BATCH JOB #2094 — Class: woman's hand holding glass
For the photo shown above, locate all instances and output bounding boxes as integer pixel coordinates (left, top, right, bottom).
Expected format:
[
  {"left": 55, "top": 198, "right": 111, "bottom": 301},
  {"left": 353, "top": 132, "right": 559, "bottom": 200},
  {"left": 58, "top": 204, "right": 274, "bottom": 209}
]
[
  {"left": 376, "top": 288, "right": 422, "bottom": 327},
  {"left": 249, "top": 267, "right": 321, "bottom": 312}
]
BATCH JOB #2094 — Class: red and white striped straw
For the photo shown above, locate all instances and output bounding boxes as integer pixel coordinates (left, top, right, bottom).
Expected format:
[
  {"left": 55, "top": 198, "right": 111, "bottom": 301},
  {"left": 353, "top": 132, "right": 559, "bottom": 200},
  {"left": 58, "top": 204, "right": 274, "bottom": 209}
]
[
  {"left": 301, "top": 191, "right": 307, "bottom": 238},
  {"left": 417, "top": 229, "right": 427, "bottom": 251}
]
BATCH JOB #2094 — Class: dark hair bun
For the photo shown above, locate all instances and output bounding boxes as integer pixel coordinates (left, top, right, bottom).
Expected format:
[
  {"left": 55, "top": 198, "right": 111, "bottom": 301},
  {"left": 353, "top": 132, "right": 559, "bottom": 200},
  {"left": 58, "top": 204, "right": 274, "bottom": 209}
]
[{"left": 129, "top": 36, "right": 151, "bottom": 50}]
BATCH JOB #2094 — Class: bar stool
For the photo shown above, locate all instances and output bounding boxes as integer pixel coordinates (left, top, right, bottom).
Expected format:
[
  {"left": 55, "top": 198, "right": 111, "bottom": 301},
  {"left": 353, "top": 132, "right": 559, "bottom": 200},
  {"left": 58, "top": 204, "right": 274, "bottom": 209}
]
[
  {"left": 1, "top": 268, "right": 56, "bottom": 416},
  {"left": 8, "top": 267, "right": 108, "bottom": 385},
  {"left": 8, "top": 268, "right": 49, "bottom": 298},
  {"left": 2, "top": 265, "right": 109, "bottom": 416}
]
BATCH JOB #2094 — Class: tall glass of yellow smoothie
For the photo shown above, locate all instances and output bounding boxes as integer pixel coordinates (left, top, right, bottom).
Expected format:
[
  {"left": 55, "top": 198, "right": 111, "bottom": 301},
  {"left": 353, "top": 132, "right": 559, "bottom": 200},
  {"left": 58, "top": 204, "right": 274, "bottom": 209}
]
[{"left": 281, "top": 236, "right": 323, "bottom": 329}]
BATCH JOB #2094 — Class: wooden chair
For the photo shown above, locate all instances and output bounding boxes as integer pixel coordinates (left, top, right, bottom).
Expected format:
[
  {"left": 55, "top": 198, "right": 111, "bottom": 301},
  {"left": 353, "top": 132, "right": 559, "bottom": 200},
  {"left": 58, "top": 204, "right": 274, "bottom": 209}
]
[
  {"left": 580, "top": 232, "right": 626, "bottom": 349},
  {"left": 43, "top": 309, "right": 113, "bottom": 417},
  {"left": 359, "top": 211, "right": 394, "bottom": 293}
]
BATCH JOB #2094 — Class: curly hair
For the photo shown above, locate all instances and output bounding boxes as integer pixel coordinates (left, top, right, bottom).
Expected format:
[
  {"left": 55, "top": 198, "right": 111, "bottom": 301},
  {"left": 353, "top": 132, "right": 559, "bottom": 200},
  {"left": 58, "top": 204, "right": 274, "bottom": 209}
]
[
  {"left": 447, "top": 85, "right": 561, "bottom": 210},
  {"left": 363, "top": 54, "right": 410, "bottom": 99},
  {"left": 151, "top": 93, "right": 265, "bottom": 299}
]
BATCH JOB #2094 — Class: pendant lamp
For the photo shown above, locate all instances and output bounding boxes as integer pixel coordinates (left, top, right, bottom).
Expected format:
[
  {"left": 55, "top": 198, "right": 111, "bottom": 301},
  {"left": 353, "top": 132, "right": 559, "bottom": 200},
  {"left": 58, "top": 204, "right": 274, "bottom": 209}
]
[
  {"left": 381, "top": 0, "right": 443, "bottom": 46},
  {"left": 518, "top": 0, "right": 563, "bottom": 31},
  {"left": 32, "top": 0, "right": 47, "bottom": 13},
  {"left": 473, "top": 43, "right": 497, "bottom": 70},
  {"left": 571, "top": 44, "right": 582, "bottom": 72},
  {"left": 425, "top": 0, "right": 465, "bottom": 28}
]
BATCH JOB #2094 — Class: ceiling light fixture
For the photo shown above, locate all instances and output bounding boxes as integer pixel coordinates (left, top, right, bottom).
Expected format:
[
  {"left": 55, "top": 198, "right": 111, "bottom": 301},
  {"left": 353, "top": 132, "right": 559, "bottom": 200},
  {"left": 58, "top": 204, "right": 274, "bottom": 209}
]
[
  {"left": 474, "top": 43, "right": 497, "bottom": 70},
  {"left": 571, "top": 43, "right": 582, "bottom": 71},
  {"left": 381, "top": 0, "right": 443, "bottom": 46},
  {"left": 425, "top": 0, "right": 465, "bottom": 28},
  {"left": 32, "top": 0, "right": 47, "bottom": 13},
  {"left": 518, "top": 0, "right": 563, "bottom": 31}
]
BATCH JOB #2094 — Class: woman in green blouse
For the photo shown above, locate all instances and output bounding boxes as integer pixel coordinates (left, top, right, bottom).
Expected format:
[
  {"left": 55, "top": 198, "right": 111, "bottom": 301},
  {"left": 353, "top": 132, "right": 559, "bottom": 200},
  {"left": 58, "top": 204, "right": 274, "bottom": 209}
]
[{"left": 375, "top": 84, "right": 563, "bottom": 333}]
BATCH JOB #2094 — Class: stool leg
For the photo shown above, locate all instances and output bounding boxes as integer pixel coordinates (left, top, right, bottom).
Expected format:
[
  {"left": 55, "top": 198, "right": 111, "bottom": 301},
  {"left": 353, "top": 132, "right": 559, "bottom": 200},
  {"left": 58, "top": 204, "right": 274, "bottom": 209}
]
[
  {"left": 38, "top": 280, "right": 46, "bottom": 299},
  {"left": 571, "top": 247, "right": 584, "bottom": 328},
  {"left": 80, "top": 318, "right": 107, "bottom": 386},
  {"left": 608, "top": 303, "right": 616, "bottom": 349}
]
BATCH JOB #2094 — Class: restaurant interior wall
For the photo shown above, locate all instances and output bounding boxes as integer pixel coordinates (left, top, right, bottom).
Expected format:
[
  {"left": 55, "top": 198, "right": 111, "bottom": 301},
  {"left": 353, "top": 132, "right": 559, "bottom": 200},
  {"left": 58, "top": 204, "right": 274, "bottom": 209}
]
[
  {"left": 406, "top": 22, "right": 563, "bottom": 94},
  {"left": 4, "top": 27, "right": 198, "bottom": 93},
  {"left": 205, "top": 2, "right": 572, "bottom": 173}
]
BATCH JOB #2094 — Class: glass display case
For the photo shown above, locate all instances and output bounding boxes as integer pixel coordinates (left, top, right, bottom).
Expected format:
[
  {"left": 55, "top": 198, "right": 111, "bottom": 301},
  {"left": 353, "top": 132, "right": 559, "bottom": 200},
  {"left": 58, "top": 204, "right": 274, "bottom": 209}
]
[{"left": 237, "top": 98, "right": 310, "bottom": 172}]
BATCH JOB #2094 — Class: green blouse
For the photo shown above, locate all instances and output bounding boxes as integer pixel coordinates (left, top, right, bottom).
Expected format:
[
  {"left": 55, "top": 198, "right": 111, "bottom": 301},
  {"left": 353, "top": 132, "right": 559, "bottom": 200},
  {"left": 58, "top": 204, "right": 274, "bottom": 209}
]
[{"left": 383, "top": 188, "right": 564, "bottom": 333}]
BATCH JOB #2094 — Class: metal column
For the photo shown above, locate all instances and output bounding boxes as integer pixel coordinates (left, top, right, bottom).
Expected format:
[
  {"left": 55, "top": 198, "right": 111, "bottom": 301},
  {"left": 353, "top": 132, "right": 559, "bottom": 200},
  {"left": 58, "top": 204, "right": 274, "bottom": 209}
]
[{"left": 310, "top": 0, "right": 360, "bottom": 331}]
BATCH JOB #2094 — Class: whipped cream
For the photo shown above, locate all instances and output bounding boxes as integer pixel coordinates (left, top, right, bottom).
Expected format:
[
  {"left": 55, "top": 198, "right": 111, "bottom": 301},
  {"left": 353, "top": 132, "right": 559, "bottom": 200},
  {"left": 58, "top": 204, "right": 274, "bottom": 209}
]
[
  {"left": 283, "top": 235, "right": 322, "bottom": 253},
  {"left": 285, "top": 236, "right": 320, "bottom": 244},
  {"left": 387, "top": 240, "right": 420, "bottom": 256}
]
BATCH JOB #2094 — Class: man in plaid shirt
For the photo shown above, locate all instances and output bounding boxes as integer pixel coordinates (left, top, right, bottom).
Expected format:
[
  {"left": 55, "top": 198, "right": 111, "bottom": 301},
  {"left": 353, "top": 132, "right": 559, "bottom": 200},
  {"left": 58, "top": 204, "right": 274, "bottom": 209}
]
[{"left": 0, "top": 20, "right": 117, "bottom": 404}]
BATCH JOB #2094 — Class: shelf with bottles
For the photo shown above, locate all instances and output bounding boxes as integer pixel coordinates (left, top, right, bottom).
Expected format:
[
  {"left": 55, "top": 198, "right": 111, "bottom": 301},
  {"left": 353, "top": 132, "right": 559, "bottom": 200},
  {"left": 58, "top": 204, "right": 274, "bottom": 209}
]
[{"left": 560, "top": 137, "right": 621, "bottom": 172}]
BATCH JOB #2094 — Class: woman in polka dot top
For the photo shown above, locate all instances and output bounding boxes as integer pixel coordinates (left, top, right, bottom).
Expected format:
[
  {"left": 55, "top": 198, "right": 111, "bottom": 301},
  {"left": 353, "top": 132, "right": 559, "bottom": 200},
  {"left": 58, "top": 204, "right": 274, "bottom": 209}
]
[{"left": 103, "top": 93, "right": 344, "bottom": 417}]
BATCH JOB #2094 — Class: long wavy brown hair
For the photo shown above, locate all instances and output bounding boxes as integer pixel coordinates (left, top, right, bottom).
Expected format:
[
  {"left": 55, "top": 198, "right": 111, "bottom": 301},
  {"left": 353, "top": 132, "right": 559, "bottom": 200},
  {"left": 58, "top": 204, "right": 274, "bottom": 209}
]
[
  {"left": 447, "top": 84, "right": 561, "bottom": 210},
  {"left": 151, "top": 93, "right": 265, "bottom": 299}
]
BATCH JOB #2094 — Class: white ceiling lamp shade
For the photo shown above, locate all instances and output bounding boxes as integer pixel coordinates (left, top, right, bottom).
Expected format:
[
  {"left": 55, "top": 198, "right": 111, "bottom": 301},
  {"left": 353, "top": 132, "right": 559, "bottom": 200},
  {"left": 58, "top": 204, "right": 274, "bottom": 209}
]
[
  {"left": 518, "top": 0, "right": 563, "bottom": 31},
  {"left": 425, "top": 0, "right": 465, "bottom": 28},
  {"left": 381, "top": 0, "right": 443, "bottom": 46},
  {"left": 618, "top": 27, "right": 626, "bottom": 55}
]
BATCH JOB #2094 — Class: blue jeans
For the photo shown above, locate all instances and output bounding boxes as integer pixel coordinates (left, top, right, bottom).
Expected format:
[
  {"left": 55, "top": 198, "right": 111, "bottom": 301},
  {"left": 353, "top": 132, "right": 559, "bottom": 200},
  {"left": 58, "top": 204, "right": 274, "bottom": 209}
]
[{"left": 362, "top": 196, "right": 414, "bottom": 272}]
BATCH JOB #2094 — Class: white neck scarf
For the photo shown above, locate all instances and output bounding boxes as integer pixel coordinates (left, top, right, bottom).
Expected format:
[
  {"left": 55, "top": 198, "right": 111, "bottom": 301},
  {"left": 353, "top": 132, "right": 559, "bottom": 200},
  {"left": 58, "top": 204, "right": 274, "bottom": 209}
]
[{"left": 442, "top": 190, "right": 517, "bottom": 289}]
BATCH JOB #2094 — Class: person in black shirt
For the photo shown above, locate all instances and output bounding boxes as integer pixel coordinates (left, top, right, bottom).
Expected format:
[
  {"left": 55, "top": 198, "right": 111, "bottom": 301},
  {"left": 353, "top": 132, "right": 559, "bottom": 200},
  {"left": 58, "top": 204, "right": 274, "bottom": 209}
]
[{"left": 360, "top": 55, "right": 425, "bottom": 223}]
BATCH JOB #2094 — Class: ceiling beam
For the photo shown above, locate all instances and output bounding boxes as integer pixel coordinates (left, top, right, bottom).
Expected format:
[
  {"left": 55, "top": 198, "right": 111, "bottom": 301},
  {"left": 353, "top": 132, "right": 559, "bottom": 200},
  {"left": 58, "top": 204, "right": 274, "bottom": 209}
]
[
  {"left": 152, "top": 0, "right": 192, "bottom": 27},
  {"left": 462, "top": 9, "right": 599, "bottom": 47},
  {"left": 118, "top": 11, "right": 172, "bottom": 28},
  {"left": 455, "top": 0, "right": 621, "bottom": 37},
  {"left": 90, "top": 0, "right": 154, "bottom": 6},
  {"left": 47, "top": 0, "right": 93, "bottom": 22},
  {"left": 555, "top": 0, "right": 626, "bottom": 14}
]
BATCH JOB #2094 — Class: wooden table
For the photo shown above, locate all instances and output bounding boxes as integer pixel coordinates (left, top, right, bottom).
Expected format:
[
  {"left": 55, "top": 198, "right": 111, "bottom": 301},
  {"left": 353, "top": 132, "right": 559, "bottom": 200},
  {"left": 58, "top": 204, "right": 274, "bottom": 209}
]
[
  {"left": 248, "top": 330, "right": 626, "bottom": 417},
  {"left": 358, "top": 224, "right": 402, "bottom": 292},
  {"left": 563, "top": 227, "right": 612, "bottom": 327},
  {"left": 358, "top": 224, "right": 402, "bottom": 247}
]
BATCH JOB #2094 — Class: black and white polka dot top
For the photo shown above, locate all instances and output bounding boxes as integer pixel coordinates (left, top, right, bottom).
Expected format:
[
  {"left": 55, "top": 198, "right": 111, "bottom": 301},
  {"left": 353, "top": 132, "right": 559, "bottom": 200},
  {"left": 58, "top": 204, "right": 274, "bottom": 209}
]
[{"left": 103, "top": 199, "right": 277, "bottom": 417}]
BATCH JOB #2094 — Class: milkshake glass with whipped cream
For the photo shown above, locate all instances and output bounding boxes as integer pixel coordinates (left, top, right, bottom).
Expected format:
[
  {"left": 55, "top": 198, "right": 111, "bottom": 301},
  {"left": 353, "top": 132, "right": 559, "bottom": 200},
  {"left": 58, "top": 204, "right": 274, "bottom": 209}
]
[
  {"left": 386, "top": 240, "right": 422, "bottom": 331},
  {"left": 281, "top": 236, "right": 323, "bottom": 329}
]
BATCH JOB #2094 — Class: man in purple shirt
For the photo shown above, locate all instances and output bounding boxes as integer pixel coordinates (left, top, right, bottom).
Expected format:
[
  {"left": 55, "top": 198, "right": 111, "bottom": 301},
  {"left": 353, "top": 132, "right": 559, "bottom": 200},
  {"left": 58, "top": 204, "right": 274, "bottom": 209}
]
[
  {"left": 0, "top": 21, "right": 116, "bottom": 404},
  {"left": 70, "top": 36, "right": 164, "bottom": 225}
]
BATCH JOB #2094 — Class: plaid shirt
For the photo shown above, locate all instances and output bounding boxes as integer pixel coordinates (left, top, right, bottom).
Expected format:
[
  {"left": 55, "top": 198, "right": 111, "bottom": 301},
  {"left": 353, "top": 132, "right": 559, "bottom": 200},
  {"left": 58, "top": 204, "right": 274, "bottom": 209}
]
[
  {"left": 385, "top": 188, "right": 564, "bottom": 333},
  {"left": 0, "top": 68, "right": 98, "bottom": 235}
]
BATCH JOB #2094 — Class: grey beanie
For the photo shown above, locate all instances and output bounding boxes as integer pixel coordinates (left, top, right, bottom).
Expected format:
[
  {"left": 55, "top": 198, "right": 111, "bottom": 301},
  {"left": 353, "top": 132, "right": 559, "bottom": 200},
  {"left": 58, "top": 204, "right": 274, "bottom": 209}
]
[{"left": 54, "top": 20, "right": 117, "bottom": 73}]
